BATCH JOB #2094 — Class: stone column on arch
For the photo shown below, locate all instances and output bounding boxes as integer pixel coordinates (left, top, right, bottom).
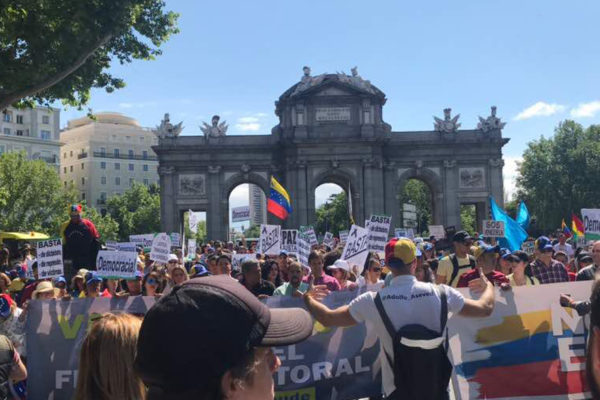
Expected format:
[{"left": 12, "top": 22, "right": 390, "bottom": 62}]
[
  {"left": 443, "top": 160, "right": 460, "bottom": 229},
  {"left": 159, "top": 166, "right": 177, "bottom": 233},
  {"left": 361, "top": 157, "right": 385, "bottom": 217},
  {"left": 489, "top": 158, "right": 505, "bottom": 207},
  {"left": 206, "top": 165, "right": 224, "bottom": 241},
  {"left": 383, "top": 162, "right": 399, "bottom": 227}
]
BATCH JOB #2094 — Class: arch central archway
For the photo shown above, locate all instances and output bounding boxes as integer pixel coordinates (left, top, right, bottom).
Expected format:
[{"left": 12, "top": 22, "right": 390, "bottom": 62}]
[{"left": 308, "top": 168, "right": 360, "bottom": 229}]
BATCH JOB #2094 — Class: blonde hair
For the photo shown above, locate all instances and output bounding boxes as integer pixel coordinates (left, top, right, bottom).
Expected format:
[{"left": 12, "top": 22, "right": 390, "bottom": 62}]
[{"left": 74, "top": 313, "right": 145, "bottom": 400}]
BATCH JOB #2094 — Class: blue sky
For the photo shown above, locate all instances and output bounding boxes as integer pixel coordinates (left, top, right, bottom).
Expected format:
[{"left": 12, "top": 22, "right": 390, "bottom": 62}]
[{"left": 58, "top": 0, "right": 600, "bottom": 225}]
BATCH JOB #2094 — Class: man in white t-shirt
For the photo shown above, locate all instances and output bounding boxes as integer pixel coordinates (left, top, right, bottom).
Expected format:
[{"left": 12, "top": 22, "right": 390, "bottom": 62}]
[
  {"left": 553, "top": 233, "right": 574, "bottom": 259},
  {"left": 303, "top": 238, "right": 495, "bottom": 399}
]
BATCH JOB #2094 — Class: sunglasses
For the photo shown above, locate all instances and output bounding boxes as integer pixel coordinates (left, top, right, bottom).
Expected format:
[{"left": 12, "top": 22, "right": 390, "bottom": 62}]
[
  {"left": 371, "top": 267, "right": 382, "bottom": 272},
  {"left": 168, "top": 260, "right": 178, "bottom": 263}
]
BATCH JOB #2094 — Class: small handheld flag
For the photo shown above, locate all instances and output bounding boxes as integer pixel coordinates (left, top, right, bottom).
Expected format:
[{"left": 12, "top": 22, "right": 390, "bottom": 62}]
[
  {"left": 268, "top": 177, "right": 292, "bottom": 220},
  {"left": 561, "top": 219, "right": 572, "bottom": 238},
  {"left": 572, "top": 213, "right": 585, "bottom": 239}
]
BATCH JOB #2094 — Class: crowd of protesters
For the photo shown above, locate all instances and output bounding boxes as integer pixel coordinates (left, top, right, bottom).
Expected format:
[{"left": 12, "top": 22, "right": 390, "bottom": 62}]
[{"left": 0, "top": 203, "right": 598, "bottom": 399}]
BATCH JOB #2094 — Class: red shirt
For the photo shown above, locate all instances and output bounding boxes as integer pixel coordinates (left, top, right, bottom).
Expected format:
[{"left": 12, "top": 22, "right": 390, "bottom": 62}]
[
  {"left": 457, "top": 269, "right": 509, "bottom": 288},
  {"left": 302, "top": 273, "right": 341, "bottom": 292}
]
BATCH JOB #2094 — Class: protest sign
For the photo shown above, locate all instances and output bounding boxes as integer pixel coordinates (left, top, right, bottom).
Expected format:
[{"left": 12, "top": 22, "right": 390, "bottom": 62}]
[
  {"left": 129, "top": 234, "right": 154, "bottom": 248},
  {"left": 300, "top": 226, "right": 318, "bottom": 246},
  {"left": 521, "top": 240, "right": 535, "bottom": 255},
  {"left": 116, "top": 242, "right": 136, "bottom": 252},
  {"left": 232, "top": 253, "right": 258, "bottom": 271},
  {"left": 96, "top": 250, "right": 138, "bottom": 279},
  {"left": 36, "top": 238, "right": 63, "bottom": 279},
  {"left": 150, "top": 233, "right": 172, "bottom": 264},
  {"left": 281, "top": 229, "right": 298, "bottom": 253},
  {"left": 341, "top": 225, "right": 369, "bottom": 275},
  {"left": 428, "top": 225, "right": 445, "bottom": 239},
  {"left": 105, "top": 240, "right": 117, "bottom": 251},
  {"left": 582, "top": 208, "right": 600, "bottom": 241},
  {"left": 169, "top": 232, "right": 181, "bottom": 247},
  {"left": 297, "top": 232, "right": 311, "bottom": 267},
  {"left": 323, "top": 232, "right": 335, "bottom": 248},
  {"left": 366, "top": 214, "right": 391, "bottom": 254},
  {"left": 339, "top": 230, "right": 349, "bottom": 243},
  {"left": 448, "top": 282, "right": 591, "bottom": 400},
  {"left": 232, "top": 205, "right": 250, "bottom": 222},
  {"left": 187, "top": 238, "right": 197, "bottom": 257},
  {"left": 259, "top": 224, "right": 281, "bottom": 255},
  {"left": 188, "top": 210, "right": 202, "bottom": 234},
  {"left": 394, "top": 228, "right": 414, "bottom": 239},
  {"left": 482, "top": 220, "right": 505, "bottom": 238}
]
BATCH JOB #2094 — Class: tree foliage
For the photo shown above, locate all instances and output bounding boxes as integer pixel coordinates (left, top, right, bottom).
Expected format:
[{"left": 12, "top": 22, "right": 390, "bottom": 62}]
[
  {"left": 0, "top": 0, "right": 179, "bottom": 110},
  {"left": 315, "top": 192, "right": 349, "bottom": 236},
  {"left": 51, "top": 202, "right": 119, "bottom": 242},
  {"left": 460, "top": 205, "right": 476, "bottom": 235},
  {"left": 106, "top": 183, "right": 160, "bottom": 241},
  {"left": 183, "top": 212, "right": 206, "bottom": 244},
  {"left": 517, "top": 120, "right": 600, "bottom": 232},
  {"left": 399, "top": 179, "right": 432, "bottom": 235},
  {"left": 0, "top": 152, "right": 75, "bottom": 233},
  {"left": 244, "top": 224, "right": 262, "bottom": 239}
]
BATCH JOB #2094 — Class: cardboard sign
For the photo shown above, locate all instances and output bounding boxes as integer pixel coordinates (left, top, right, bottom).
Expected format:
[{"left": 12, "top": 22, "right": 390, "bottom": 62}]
[
  {"left": 96, "top": 250, "right": 138, "bottom": 279},
  {"left": 169, "top": 232, "right": 181, "bottom": 247},
  {"left": 482, "top": 220, "right": 505, "bottom": 238},
  {"left": 232, "top": 206, "right": 250, "bottom": 222},
  {"left": 150, "top": 233, "right": 172, "bottom": 264},
  {"left": 297, "top": 232, "right": 311, "bottom": 268},
  {"left": 105, "top": 240, "right": 118, "bottom": 251},
  {"left": 367, "top": 214, "right": 391, "bottom": 254},
  {"left": 300, "top": 226, "right": 318, "bottom": 247},
  {"left": 259, "top": 224, "right": 281, "bottom": 255},
  {"left": 129, "top": 234, "right": 155, "bottom": 249},
  {"left": 188, "top": 210, "right": 202, "bottom": 234},
  {"left": 36, "top": 238, "right": 64, "bottom": 279},
  {"left": 582, "top": 209, "right": 600, "bottom": 241},
  {"left": 187, "top": 239, "right": 197, "bottom": 258},
  {"left": 281, "top": 229, "right": 298, "bottom": 253},
  {"left": 428, "top": 225, "right": 445, "bottom": 239},
  {"left": 339, "top": 230, "right": 349, "bottom": 243},
  {"left": 395, "top": 228, "right": 414, "bottom": 239},
  {"left": 341, "top": 225, "right": 369, "bottom": 275},
  {"left": 521, "top": 240, "right": 535, "bottom": 256},
  {"left": 323, "top": 232, "right": 335, "bottom": 248}
]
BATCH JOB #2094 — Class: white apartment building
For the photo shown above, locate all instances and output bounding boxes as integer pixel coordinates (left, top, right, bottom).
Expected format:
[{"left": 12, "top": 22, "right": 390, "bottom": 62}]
[
  {"left": 60, "top": 112, "right": 159, "bottom": 214},
  {"left": 249, "top": 184, "right": 267, "bottom": 226},
  {"left": 0, "top": 106, "right": 61, "bottom": 166}
]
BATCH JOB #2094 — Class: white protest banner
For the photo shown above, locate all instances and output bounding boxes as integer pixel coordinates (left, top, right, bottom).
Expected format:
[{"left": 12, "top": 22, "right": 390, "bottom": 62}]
[
  {"left": 521, "top": 240, "right": 535, "bottom": 255},
  {"left": 341, "top": 224, "right": 369, "bottom": 275},
  {"left": 150, "top": 233, "right": 172, "bottom": 264},
  {"left": 367, "top": 214, "right": 391, "bottom": 254},
  {"left": 428, "top": 225, "right": 445, "bottom": 239},
  {"left": 187, "top": 239, "right": 197, "bottom": 258},
  {"left": 169, "top": 232, "right": 181, "bottom": 247},
  {"left": 36, "top": 238, "right": 64, "bottom": 279},
  {"left": 105, "top": 240, "right": 117, "bottom": 251},
  {"left": 297, "top": 232, "right": 311, "bottom": 268},
  {"left": 259, "top": 224, "right": 281, "bottom": 255},
  {"left": 96, "top": 250, "right": 138, "bottom": 279},
  {"left": 482, "top": 220, "right": 505, "bottom": 238},
  {"left": 394, "top": 228, "right": 414, "bottom": 239},
  {"left": 129, "top": 234, "right": 155, "bottom": 249},
  {"left": 188, "top": 210, "right": 202, "bottom": 234},
  {"left": 116, "top": 242, "right": 136, "bottom": 252},
  {"left": 323, "top": 232, "right": 335, "bottom": 248},
  {"left": 232, "top": 206, "right": 250, "bottom": 222},
  {"left": 339, "top": 230, "right": 349, "bottom": 243},
  {"left": 300, "top": 226, "right": 318, "bottom": 247},
  {"left": 448, "top": 282, "right": 591, "bottom": 399},
  {"left": 232, "top": 253, "right": 258, "bottom": 271},
  {"left": 582, "top": 208, "right": 600, "bottom": 241},
  {"left": 281, "top": 229, "right": 298, "bottom": 253}
]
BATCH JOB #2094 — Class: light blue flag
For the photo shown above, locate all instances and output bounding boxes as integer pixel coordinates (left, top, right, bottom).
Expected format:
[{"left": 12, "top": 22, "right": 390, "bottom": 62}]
[
  {"left": 515, "top": 201, "right": 530, "bottom": 230},
  {"left": 489, "top": 196, "right": 528, "bottom": 251}
]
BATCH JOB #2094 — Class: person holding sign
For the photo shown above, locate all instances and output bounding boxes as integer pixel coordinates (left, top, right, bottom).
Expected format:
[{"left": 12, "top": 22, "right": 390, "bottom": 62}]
[{"left": 302, "top": 238, "right": 496, "bottom": 399}]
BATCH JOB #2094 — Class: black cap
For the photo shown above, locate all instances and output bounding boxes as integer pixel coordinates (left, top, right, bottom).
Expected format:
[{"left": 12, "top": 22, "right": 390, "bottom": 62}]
[
  {"left": 452, "top": 230, "right": 473, "bottom": 243},
  {"left": 134, "top": 275, "right": 312, "bottom": 393}
]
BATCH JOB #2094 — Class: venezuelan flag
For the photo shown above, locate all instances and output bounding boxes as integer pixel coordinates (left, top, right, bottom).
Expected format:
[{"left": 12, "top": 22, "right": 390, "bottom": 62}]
[
  {"left": 572, "top": 213, "right": 584, "bottom": 239},
  {"left": 561, "top": 219, "right": 572, "bottom": 238},
  {"left": 268, "top": 177, "right": 292, "bottom": 220}
]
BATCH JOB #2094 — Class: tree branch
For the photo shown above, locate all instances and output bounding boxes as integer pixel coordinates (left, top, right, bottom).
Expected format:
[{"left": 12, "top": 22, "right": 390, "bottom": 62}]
[{"left": 0, "top": 34, "right": 113, "bottom": 110}]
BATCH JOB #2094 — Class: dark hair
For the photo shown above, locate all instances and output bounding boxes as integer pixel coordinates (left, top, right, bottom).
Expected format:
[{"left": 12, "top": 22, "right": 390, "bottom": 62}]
[
  {"left": 143, "top": 272, "right": 163, "bottom": 295},
  {"left": 308, "top": 251, "right": 323, "bottom": 265},
  {"left": 241, "top": 259, "right": 259, "bottom": 275},
  {"left": 261, "top": 260, "right": 281, "bottom": 287},
  {"left": 426, "top": 258, "right": 439, "bottom": 273},
  {"left": 323, "top": 250, "right": 341, "bottom": 269},
  {"left": 511, "top": 250, "right": 530, "bottom": 264}
]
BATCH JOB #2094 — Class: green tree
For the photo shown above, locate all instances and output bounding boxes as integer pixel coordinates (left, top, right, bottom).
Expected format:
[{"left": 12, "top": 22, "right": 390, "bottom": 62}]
[
  {"left": 517, "top": 120, "right": 600, "bottom": 232},
  {"left": 0, "top": 0, "right": 179, "bottom": 110},
  {"left": 244, "top": 224, "right": 261, "bottom": 238},
  {"left": 399, "top": 179, "right": 432, "bottom": 235},
  {"left": 182, "top": 212, "right": 206, "bottom": 243},
  {"left": 315, "top": 192, "right": 349, "bottom": 236},
  {"left": 106, "top": 183, "right": 160, "bottom": 241},
  {"left": 460, "top": 205, "right": 476, "bottom": 235},
  {"left": 52, "top": 202, "right": 119, "bottom": 242},
  {"left": 0, "top": 152, "right": 75, "bottom": 232}
]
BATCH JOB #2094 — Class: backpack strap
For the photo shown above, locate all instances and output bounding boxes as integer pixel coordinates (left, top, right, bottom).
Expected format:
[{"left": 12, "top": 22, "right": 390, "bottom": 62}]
[
  {"left": 449, "top": 254, "right": 460, "bottom": 287},
  {"left": 374, "top": 293, "right": 396, "bottom": 339},
  {"left": 468, "top": 255, "right": 476, "bottom": 269},
  {"left": 436, "top": 285, "right": 448, "bottom": 334}
]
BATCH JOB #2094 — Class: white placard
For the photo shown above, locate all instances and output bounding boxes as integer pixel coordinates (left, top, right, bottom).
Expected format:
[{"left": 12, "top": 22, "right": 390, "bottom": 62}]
[
  {"left": 297, "top": 232, "right": 311, "bottom": 268},
  {"left": 582, "top": 208, "right": 600, "bottom": 241},
  {"left": 341, "top": 224, "right": 370, "bottom": 275},
  {"left": 395, "top": 228, "right": 414, "bottom": 239},
  {"left": 323, "top": 232, "right": 335, "bottom": 248},
  {"left": 150, "top": 233, "right": 172, "bottom": 264},
  {"left": 232, "top": 206, "right": 250, "bottom": 222},
  {"left": 96, "top": 250, "right": 138, "bottom": 279},
  {"left": 281, "top": 229, "right": 298, "bottom": 253},
  {"left": 428, "top": 225, "right": 445, "bottom": 239},
  {"left": 367, "top": 214, "right": 392, "bottom": 254},
  {"left": 339, "top": 230, "right": 349, "bottom": 243},
  {"left": 403, "top": 203, "right": 417, "bottom": 213},
  {"left": 117, "top": 242, "right": 136, "bottom": 252},
  {"left": 129, "top": 234, "right": 155, "bottom": 249},
  {"left": 105, "top": 240, "right": 117, "bottom": 251},
  {"left": 36, "top": 238, "right": 64, "bottom": 279},
  {"left": 482, "top": 220, "right": 505, "bottom": 238},
  {"left": 188, "top": 210, "right": 202, "bottom": 234},
  {"left": 259, "top": 224, "right": 281, "bottom": 255},
  {"left": 187, "top": 239, "right": 197, "bottom": 258},
  {"left": 521, "top": 240, "right": 535, "bottom": 256},
  {"left": 300, "top": 226, "right": 318, "bottom": 246},
  {"left": 170, "top": 232, "right": 181, "bottom": 247}
]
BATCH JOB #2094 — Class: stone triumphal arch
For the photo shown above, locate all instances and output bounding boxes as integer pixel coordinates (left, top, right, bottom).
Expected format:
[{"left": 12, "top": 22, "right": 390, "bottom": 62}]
[{"left": 155, "top": 67, "right": 508, "bottom": 240}]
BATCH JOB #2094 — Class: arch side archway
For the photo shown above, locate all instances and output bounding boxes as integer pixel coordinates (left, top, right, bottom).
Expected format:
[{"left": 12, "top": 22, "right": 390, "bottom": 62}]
[{"left": 395, "top": 168, "right": 444, "bottom": 231}]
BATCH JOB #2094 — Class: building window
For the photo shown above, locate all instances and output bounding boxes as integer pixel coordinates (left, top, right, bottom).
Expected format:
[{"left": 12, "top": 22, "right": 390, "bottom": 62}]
[
  {"left": 16, "top": 130, "right": 23, "bottom": 136},
  {"left": 82, "top": 192, "right": 86, "bottom": 200},
  {"left": 129, "top": 163, "right": 134, "bottom": 171},
  {"left": 143, "top": 164, "right": 148, "bottom": 171},
  {"left": 100, "top": 147, "right": 106, "bottom": 156},
  {"left": 100, "top": 192, "right": 106, "bottom": 200},
  {"left": 42, "top": 115, "right": 50, "bottom": 124},
  {"left": 3, "top": 128, "right": 9, "bottom": 135},
  {"left": 16, "top": 115, "right": 23, "bottom": 124},
  {"left": 0, "top": 145, "right": 4, "bottom": 154},
  {"left": 139, "top": 137, "right": 144, "bottom": 143},
  {"left": 101, "top": 176, "right": 106, "bottom": 184},
  {"left": 40, "top": 130, "right": 51, "bottom": 140},
  {"left": 115, "top": 163, "right": 120, "bottom": 170},
  {"left": 81, "top": 177, "right": 85, "bottom": 185},
  {"left": 112, "top": 135, "right": 116, "bottom": 141},
  {"left": 81, "top": 163, "right": 84, "bottom": 170},
  {"left": 114, "top": 149, "right": 119, "bottom": 157},
  {"left": 101, "top": 209, "right": 107, "bottom": 217},
  {"left": 142, "top": 150, "right": 148, "bottom": 159},
  {"left": 63, "top": 167, "right": 66, "bottom": 174},
  {"left": 70, "top": 151, "right": 73, "bottom": 157},
  {"left": 129, "top": 178, "right": 134, "bottom": 186},
  {"left": 100, "top": 161, "right": 106, "bottom": 169},
  {"left": 63, "top": 152, "right": 66, "bottom": 159},
  {"left": 128, "top": 150, "right": 134, "bottom": 159},
  {"left": 70, "top": 166, "right": 73, "bottom": 172},
  {"left": 126, "top": 136, "right": 131, "bottom": 141},
  {"left": 143, "top": 178, "right": 149, "bottom": 185},
  {"left": 2, "top": 114, "right": 10, "bottom": 122},
  {"left": 115, "top": 177, "right": 120, "bottom": 185},
  {"left": 64, "top": 181, "right": 67, "bottom": 188}
]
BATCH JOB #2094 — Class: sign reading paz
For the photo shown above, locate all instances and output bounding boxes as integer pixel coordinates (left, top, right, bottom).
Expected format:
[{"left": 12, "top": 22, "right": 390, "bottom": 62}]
[
  {"left": 37, "top": 238, "right": 64, "bottom": 279},
  {"left": 259, "top": 225, "right": 281, "bottom": 255},
  {"left": 281, "top": 229, "right": 298, "bottom": 253},
  {"left": 482, "top": 220, "right": 505, "bottom": 238},
  {"left": 341, "top": 225, "right": 369, "bottom": 275},
  {"left": 150, "top": 233, "right": 172, "bottom": 264},
  {"left": 96, "top": 250, "right": 138, "bottom": 279}
]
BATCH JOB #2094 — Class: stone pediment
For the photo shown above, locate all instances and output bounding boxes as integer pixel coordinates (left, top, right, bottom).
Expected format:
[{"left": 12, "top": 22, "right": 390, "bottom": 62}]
[
  {"left": 278, "top": 72, "right": 386, "bottom": 102},
  {"left": 313, "top": 86, "right": 354, "bottom": 96}
]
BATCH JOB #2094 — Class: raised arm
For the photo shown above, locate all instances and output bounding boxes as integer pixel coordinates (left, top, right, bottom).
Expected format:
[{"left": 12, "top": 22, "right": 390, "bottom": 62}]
[{"left": 458, "top": 268, "right": 495, "bottom": 317}]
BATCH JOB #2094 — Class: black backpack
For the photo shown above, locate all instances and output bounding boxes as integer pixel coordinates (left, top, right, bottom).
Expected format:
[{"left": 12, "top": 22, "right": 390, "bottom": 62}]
[
  {"left": 374, "top": 285, "right": 452, "bottom": 400},
  {"left": 449, "top": 254, "right": 476, "bottom": 287}
]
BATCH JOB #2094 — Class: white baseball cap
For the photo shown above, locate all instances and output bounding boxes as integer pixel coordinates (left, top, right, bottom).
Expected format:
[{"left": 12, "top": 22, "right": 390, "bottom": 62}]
[{"left": 329, "top": 259, "right": 351, "bottom": 272}]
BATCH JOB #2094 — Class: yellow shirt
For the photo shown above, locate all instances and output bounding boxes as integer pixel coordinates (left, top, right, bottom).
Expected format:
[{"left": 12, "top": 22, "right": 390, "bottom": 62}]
[
  {"left": 507, "top": 273, "right": 539, "bottom": 286},
  {"left": 8, "top": 279, "right": 25, "bottom": 293},
  {"left": 437, "top": 255, "right": 474, "bottom": 287}
]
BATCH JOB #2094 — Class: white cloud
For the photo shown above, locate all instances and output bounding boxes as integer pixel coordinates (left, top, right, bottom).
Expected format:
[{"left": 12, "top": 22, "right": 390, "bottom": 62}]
[
  {"left": 315, "top": 183, "right": 344, "bottom": 207},
  {"left": 503, "top": 156, "right": 522, "bottom": 201},
  {"left": 571, "top": 101, "right": 600, "bottom": 118},
  {"left": 238, "top": 116, "right": 260, "bottom": 123},
  {"left": 228, "top": 184, "right": 249, "bottom": 207},
  {"left": 118, "top": 101, "right": 157, "bottom": 109},
  {"left": 235, "top": 122, "right": 261, "bottom": 131},
  {"left": 234, "top": 113, "right": 269, "bottom": 132},
  {"left": 514, "top": 102, "right": 565, "bottom": 121}
]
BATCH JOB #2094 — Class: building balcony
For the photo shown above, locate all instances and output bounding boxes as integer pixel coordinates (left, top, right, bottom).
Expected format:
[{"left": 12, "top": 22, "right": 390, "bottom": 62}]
[
  {"left": 92, "top": 151, "right": 157, "bottom": 161},
  {"left": 77, "top": 152, "right": 88, "bottom": 159}
]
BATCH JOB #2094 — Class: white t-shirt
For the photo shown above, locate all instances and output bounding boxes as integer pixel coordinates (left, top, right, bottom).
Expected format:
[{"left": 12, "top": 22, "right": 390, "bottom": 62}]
[
  {"left": 348, "top": 275, "right": 464, "bottom": 397},
  {"left": 553, "top": 243, "right": 574, "bottom": 258},
  {"left": 357, "top": 276, "right": 384, "bottom": 292}
]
